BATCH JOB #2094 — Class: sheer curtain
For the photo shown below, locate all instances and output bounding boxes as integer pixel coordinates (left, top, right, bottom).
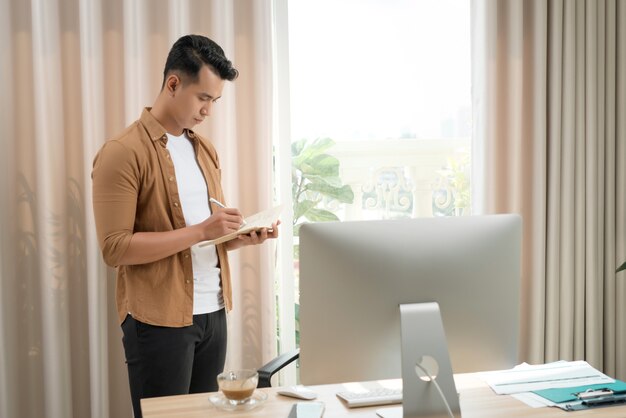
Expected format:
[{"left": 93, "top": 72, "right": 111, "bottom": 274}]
[
  {"left": 472, "top": 0, "right": 626, "bottom": 378},
  {"left": 0, "top": 1, "right": 277, "bottom": 417}
]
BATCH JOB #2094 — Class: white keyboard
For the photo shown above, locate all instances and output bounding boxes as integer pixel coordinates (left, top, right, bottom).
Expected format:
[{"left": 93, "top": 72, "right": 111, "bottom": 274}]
[{"left": 336, "top": 388, "right": 403, "bottom": 408}]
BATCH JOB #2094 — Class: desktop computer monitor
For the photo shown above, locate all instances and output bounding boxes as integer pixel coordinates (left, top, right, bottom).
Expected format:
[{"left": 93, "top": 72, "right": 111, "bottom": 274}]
[{"left": 298, "top": 214, "right": 521, "bottom": 386}]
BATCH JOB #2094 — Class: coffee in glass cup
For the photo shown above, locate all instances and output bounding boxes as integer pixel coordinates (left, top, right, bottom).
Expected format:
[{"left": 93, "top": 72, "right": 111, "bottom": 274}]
[{"left": 217, "top": 369, "right": 259, "bottom": 404}]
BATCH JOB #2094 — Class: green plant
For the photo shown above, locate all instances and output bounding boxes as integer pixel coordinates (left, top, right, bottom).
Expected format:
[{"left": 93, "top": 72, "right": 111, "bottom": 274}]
[
  {"left": 434, "top": 154, "right": 471, "bottom": 216},
  {"left": 291, "top": 138, "right": 354, "bottom": 349},
  {"left": 446, "top": 154, "right": 471, "bottom": 212},
  {"left": 291, "top": 138, "right": 354, "bottom": 235}
]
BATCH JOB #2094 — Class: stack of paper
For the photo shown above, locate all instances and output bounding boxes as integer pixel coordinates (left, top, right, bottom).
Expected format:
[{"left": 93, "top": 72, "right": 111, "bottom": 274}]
[
  {"left": 483, "top": 361, "right": 614, "bottom": 395},
  {"left": 481, "top": 361, "right": 624, "bottom": 410}
]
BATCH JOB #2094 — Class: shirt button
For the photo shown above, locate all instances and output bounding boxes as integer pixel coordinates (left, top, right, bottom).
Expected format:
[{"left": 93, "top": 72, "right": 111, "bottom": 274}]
[
  {"left": 173, "top": 202, "right": 179, "bottom": 207},
  {"left": 186, "top": 279, "right": 190, "bottom": 284},
  {"left": 169, "top": 176, "right": 174, "bottom": 181},
  {"left": 184, "top": 254, "right": 189, "bottom": 258}
]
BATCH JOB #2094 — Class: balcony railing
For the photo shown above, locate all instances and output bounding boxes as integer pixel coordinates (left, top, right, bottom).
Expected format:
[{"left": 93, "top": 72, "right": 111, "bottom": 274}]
[{"left": 322, "top": 138, "right": 471, "bottom": 221}]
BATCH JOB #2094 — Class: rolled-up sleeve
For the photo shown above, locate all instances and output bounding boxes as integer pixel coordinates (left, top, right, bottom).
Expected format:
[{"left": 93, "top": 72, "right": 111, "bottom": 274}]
[{"left": 92, "top": 140, "right": 138, "bottom": 267}]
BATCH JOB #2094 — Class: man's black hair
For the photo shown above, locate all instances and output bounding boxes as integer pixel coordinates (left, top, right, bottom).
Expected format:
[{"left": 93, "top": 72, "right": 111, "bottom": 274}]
[{"left": 162, "top": 34, "right": 238, "bottom": 87}]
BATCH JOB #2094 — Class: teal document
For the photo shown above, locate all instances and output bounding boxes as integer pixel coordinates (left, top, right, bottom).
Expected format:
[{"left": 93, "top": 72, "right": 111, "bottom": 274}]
[{"left": 533, "top": 380, "right": 626, "bottom": 404}]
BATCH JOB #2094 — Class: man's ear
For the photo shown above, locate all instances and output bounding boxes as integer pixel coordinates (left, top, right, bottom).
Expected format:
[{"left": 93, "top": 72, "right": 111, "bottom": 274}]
[{"left": 165, "top": 74, "right": 181, "bottom": 95}]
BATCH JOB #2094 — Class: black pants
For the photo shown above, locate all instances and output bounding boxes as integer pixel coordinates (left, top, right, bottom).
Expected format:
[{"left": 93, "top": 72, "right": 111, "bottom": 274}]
[{"left": 121, "top": 309, "right": 227, "bottom": 418}]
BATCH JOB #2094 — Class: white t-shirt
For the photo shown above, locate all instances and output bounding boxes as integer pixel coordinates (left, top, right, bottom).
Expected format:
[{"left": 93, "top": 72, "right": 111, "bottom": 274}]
[{"left": 166, "top": 132, "right": 224, "bottom": 314}]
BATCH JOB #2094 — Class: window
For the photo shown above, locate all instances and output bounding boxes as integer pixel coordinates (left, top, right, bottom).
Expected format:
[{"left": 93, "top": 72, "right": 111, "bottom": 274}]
[{"left": 273, "top": 0, "right": 471, "bottom": 383}]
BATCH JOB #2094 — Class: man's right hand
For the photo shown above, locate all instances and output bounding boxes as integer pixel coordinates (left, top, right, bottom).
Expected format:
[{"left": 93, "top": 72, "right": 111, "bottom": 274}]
[{"left": 197, "top": 207, "right": 244, "bottom": 241}]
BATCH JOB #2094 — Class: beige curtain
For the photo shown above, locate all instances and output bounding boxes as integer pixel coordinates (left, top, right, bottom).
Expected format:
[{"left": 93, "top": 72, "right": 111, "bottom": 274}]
[
  {"left": 472, "top": 0, "right": 626, "bottom": 379},
  {"left": 0, "top": 1, "right": 277, "bottom": 417}
]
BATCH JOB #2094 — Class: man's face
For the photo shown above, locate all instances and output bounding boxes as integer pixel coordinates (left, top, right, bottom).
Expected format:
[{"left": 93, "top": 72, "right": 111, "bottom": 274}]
[{"left": 170, "top": 65, "right": 225, "bottom": 131}]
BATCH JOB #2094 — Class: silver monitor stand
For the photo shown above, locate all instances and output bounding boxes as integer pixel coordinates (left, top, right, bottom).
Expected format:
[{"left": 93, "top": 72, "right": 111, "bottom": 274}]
[{"left": 377, "top": 303, "right": 461, "bottom": 418}]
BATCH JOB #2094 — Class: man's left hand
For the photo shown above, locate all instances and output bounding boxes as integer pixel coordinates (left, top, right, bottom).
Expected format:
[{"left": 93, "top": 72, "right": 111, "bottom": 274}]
[{"left": 225, "top": 220, "right": 280, "bottom": 250}]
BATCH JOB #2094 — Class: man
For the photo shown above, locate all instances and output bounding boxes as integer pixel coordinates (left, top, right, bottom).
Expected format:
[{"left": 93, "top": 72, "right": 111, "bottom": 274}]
[{"left": 91, "top": 34, "right": 278, "bottom": 418}]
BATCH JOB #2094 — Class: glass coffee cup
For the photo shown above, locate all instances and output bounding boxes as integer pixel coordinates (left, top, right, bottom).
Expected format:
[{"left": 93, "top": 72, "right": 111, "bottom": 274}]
[{"left": 217, "top": 369, "right": 259, "bottom": 404}]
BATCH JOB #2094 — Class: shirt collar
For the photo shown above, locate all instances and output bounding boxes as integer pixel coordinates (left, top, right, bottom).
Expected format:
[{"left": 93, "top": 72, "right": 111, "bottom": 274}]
[{"left": 140, "top": 107, "right": 198, "bottom": 143}]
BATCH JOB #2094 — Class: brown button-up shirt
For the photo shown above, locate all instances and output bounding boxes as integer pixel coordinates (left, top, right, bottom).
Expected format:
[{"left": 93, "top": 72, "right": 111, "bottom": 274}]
[{"left": 92, "top": 108, "right": 232, "bottom": 327}]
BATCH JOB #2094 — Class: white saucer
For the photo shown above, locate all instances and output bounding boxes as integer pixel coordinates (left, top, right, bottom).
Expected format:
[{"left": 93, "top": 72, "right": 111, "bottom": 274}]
[{"left": 209, "top": 390, "right": 268, "bottom": 412}]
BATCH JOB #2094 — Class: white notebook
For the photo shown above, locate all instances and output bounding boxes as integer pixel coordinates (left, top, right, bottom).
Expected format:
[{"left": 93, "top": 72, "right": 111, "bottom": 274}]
[{"left": 197, "top": 204, "right": 285, "bottom": 246}]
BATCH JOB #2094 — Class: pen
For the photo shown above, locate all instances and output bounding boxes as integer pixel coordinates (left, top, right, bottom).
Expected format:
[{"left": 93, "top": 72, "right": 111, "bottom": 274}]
[
  {"left": 209, "top": 198, "right": 247, "bottom": 225},
  {"left": 209, "top": 197, "right": 226, "bottom": 208},
  {"left": 582, "top": 393, "right": 626, "bottom": 406}
]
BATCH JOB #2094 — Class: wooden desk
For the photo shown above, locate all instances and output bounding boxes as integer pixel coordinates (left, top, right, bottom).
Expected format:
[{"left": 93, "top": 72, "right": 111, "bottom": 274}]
[{"left": 141, "top": 373, "right": 626, "bottom": 417}]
